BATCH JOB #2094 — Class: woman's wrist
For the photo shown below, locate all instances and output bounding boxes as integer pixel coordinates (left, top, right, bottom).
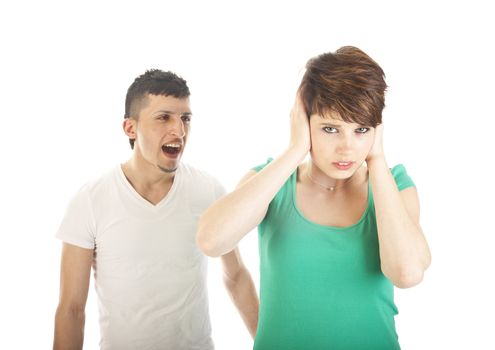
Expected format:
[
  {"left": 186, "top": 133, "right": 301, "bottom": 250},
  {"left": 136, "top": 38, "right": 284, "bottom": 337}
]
[
  {"left": 366, "top": 155, "right": 388, "bottom": 170},
  {"left": 287, "top": 143, "right": 309, "bottom": 164}
]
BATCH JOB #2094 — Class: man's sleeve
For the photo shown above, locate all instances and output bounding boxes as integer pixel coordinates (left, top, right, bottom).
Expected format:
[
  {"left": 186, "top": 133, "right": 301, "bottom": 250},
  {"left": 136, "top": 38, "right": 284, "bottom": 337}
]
[
  {"left": 213, "top": 178, "right": 227, "bottom": 201},
  {"left": 55, "top": 186, "right": 96, "bottom": 249}
]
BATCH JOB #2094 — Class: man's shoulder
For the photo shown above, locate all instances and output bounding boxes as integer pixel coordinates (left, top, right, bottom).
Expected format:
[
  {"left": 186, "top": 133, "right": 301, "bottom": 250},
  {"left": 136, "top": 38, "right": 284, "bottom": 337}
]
[
  {"left": 179, "top": 163, "right": 226, "bottom": 201},
  {"left": 179, "top": 163, "right": 221, "bottom": 186},
  {"left": 76, "top": 166, "right": 120, "bottom": 199}
]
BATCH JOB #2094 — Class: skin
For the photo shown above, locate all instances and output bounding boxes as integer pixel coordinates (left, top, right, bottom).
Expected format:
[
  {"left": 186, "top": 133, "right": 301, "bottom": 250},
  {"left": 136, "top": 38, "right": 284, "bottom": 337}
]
[
  {"left": 54, "top": 94, "right": 259, "bottom": 349},
  {"left": 366, "top": 126, "right": 431, "bottom": 288},
  {"left": 53, "top": 243, "right": 93, "bottom": 350},
  {"left": 197, "top": 93, "right": 431, "bottom": 289},
  {"left": 296, "top": 113, "right": 374, "bottom": 227},
  {"left": 121, "top": 94, "right": 193, "bottom": 205}
]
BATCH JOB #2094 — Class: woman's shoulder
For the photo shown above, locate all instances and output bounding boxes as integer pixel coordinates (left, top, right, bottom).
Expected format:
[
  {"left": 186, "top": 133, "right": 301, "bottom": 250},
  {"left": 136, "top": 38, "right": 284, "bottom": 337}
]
[
  {"left": 390, "top": 163, "right": 415, "bottom": 191},
  {"left": 252, "top": 157, "right": 274, "bottom": 172}
]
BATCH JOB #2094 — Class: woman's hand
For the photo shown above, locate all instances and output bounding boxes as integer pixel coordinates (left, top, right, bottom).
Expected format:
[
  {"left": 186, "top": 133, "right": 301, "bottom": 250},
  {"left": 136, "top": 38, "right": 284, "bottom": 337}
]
[
  {"left": 197, "top": 93, "right": 313, "bottom": 257},
  {"left": 366, "top": 123, "right": 385, "bottom": 164},
  {"left": 289, "top": 92, "right": 311, "bottom": 157}
]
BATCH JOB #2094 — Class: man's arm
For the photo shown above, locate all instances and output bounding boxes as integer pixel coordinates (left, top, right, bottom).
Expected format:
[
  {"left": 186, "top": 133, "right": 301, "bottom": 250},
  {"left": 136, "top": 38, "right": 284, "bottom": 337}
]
[
  {"left": 53, "top": 243, "right": 93, "bottom": 350},
  {"left": 220, "top": 247, "right": 259, "bottom": 339}
]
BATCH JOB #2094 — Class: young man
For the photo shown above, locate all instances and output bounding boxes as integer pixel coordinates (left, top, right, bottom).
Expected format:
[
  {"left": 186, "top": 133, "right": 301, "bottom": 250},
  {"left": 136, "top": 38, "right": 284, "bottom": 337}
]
[{"left": 53, "top": 70, "right": 259, "bottom": 350}]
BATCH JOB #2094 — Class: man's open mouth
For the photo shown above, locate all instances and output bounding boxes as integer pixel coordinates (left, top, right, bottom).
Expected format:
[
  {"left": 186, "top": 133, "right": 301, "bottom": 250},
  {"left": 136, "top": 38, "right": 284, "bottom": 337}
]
[{"left": 162, "top": 143, "right": 182, "bottom": 155}]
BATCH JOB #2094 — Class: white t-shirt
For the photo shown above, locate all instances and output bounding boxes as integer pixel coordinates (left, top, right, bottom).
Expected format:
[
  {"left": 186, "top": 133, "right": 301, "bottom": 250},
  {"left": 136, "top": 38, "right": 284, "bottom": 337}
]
[{"left": 56, "top": 163, "right": 225, "bottom": 350}]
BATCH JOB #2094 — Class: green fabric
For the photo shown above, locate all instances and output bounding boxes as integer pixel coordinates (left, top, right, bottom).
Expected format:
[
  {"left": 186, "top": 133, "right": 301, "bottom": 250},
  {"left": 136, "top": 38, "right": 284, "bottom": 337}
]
[{"left": 252, "top": 159, "right": 415, "bottom": 350}]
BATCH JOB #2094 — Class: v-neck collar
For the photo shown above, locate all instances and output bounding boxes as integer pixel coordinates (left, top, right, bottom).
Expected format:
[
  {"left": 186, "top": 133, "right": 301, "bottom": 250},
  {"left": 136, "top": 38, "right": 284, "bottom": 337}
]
[{"left": 117, "top": 164, "right": 182, "bottom": 211}]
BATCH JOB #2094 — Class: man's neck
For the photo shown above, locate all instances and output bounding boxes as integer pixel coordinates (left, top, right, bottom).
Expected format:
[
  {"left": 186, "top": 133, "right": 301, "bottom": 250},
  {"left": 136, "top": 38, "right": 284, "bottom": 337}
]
[{"left": 121, "top": 157, "right": 176, "bottom": 206}]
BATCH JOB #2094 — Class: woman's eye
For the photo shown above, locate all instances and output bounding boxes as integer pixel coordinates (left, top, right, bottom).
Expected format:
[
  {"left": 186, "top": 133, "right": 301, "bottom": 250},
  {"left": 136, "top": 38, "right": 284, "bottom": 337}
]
[
  {"left": 159, "top": 114, "right": 170, "bottom": 120},
  {"left": 356, "top": 127, "right": 370, "bottom": 134},
  {"left": 323, "top": 127, "right": 337, "bottom": 133},
  {"left": 181, "top": 115, "right": 191, "bottom": 123}
]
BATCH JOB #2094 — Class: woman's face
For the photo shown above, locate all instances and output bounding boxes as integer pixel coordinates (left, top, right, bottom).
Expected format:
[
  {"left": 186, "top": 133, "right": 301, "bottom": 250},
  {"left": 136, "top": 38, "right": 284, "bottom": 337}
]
[{"left": 309, "top": 112, "right": 375, "bottom": 179}]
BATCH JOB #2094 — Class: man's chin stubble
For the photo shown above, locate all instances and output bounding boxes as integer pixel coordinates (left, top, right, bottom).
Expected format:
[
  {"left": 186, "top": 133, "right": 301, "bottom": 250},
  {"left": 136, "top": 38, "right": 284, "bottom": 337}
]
[{"left": 158, "top": 165, "right": 178, "bottom": 173}]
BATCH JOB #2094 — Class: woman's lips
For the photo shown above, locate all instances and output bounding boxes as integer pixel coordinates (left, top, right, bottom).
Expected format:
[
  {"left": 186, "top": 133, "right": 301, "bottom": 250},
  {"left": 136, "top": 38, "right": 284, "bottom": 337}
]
[{"left": 332, "top": 161, "right": 354, "bottom": 170}]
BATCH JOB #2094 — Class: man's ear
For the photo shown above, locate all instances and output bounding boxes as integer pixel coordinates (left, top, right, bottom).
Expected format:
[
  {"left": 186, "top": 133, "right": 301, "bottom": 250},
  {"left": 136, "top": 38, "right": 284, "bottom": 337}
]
[{"left": 123, "top": 118, "right": 137, "bottom": 140}]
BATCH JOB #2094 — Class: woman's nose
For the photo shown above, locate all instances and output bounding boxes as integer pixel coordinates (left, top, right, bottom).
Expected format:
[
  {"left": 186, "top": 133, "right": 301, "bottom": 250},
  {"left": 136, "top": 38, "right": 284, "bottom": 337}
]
[{"left": 336, "top": 134, "right": 353, "bottom": 155}]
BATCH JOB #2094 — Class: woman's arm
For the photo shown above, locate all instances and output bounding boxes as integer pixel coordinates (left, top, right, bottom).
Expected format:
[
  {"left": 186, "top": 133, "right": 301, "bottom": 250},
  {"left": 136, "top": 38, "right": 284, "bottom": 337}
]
[
  {"left": 367, "top": 125, "right": 431, "bottom": 288},
  {"left": 197, "top": 95, "right": 310, "bottom": 257}
]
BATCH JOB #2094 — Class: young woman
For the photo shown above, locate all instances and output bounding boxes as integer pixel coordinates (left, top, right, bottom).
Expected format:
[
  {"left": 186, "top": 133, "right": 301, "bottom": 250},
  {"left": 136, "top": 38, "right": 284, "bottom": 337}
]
[{"left": 197, "top": 46, "right": 431, "bottom": 349}]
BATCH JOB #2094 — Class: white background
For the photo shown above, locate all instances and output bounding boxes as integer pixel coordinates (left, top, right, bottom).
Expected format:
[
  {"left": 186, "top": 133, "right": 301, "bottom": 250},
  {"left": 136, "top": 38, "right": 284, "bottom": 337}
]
[{"left": 1, "top": 1, "right": 494, "bottom": 349}]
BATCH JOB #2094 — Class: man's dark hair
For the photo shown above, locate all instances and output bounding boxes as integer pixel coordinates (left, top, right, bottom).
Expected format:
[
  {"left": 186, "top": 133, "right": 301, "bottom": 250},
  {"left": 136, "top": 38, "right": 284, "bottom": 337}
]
[{"left": 124, "top": 69, "right": 190, "bottom": 149}]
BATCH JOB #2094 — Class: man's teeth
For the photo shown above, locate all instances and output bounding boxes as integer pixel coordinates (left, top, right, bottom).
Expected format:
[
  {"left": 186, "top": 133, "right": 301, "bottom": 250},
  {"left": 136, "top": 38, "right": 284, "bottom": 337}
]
[{"left": 164, "top": 143, "right": 180, "bottom": 148}]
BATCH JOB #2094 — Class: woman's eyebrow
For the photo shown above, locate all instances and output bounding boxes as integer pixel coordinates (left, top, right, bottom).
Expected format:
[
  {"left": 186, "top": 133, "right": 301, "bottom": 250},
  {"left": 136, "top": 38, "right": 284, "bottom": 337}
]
[{"left": 320, "top": 122, "right": 342, "bottom": 127}]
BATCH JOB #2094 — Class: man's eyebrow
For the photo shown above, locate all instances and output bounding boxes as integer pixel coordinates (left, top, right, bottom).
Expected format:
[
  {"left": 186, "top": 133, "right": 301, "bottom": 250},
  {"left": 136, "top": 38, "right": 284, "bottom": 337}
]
[{"left": 154, "top": 110, "right": 192, "bottom": 115}]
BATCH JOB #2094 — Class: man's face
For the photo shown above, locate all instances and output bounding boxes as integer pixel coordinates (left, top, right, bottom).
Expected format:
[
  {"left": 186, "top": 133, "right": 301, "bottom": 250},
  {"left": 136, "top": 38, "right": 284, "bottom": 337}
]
[{"left": 124, "top": 94, "right": 192, "bottom": 173}]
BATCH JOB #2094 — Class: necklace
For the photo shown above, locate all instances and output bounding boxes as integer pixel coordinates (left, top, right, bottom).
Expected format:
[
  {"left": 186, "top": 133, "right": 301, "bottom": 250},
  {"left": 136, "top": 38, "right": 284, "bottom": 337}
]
[{"left": 306, "top": 170, "right": 354, "bottom": 191}]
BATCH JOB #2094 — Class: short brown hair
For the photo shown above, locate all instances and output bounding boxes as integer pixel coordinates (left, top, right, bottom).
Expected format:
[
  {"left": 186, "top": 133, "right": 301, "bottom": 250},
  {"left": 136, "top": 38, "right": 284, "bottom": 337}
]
[{"left": 299, "top": 46, "right": 387, "bottom": 127}]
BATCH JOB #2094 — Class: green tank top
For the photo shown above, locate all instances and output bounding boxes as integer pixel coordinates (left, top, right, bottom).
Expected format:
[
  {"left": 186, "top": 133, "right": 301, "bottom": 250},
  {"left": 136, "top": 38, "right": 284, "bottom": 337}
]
[{"left": 252, "top": 160, "right": 415, "bottom": 350}]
